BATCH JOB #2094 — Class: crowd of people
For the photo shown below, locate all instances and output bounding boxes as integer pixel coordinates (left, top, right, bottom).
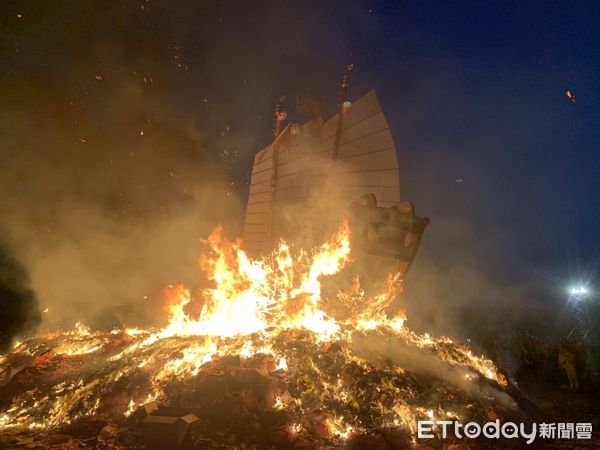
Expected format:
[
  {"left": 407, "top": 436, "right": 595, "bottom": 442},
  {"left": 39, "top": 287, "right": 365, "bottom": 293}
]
[{"left": 481, "top": 333, "right": 600, "bottom": 392}]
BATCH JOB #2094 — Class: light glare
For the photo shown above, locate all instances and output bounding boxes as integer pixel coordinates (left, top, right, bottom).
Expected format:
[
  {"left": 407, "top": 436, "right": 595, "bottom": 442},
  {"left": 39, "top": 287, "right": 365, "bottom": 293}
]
[{"left": 570, "top": 286, "right": 588, "bottom": 296}]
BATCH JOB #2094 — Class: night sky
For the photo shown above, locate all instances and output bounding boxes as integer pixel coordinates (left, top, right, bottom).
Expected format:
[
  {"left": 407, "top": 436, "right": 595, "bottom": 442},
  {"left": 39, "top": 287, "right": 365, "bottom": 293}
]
[{"left": 0, "top": 1, "right": 598, "bottom": 346}]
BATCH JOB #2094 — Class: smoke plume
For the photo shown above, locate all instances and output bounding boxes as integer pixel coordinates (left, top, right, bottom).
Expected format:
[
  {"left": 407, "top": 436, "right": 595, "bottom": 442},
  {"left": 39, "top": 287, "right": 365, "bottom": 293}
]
[{"left": 0, "top": 241, "right": 40, "bottom": 352}]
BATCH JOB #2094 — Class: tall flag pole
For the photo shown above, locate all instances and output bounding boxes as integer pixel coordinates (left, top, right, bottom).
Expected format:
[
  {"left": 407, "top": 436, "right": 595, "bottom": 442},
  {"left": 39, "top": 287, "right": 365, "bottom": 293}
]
[
  {"left": 332, "top": 64, "right": 353, "bottom": 161},
  {"left": 267, "top": 100, "right": 287, "bottom": 243}
]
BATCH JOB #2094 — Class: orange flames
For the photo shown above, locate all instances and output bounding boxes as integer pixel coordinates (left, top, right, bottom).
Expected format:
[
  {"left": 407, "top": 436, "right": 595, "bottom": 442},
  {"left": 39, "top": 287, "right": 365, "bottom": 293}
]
[
  {"left": 0, "top": 220, "right": 508, "bottom": 436},
  {"left": 159, "top": 220, "right": 352, "bottom": 340}
]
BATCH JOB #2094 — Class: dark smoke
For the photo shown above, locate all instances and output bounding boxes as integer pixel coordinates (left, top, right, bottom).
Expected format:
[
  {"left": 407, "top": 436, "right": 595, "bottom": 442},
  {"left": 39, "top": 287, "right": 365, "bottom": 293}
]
[
  {"left": 0, "top": 0, "right": 361, "bottom": 338},
  {"left": 0, "top": 241, "right": 40, "bottom": 352},
  {"left": 0, "top": 1, "right": 243, "bottom": 334}
]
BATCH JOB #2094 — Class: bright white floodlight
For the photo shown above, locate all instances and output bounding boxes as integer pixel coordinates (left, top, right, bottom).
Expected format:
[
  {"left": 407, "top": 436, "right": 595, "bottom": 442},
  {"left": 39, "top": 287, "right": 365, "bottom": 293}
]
[{"left": 570, "top": 286, "right": 588, "bottom": 296}]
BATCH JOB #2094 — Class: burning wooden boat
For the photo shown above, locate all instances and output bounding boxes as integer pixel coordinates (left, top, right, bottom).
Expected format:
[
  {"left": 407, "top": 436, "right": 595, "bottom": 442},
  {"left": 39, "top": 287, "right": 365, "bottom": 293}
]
[
  {"left": 0, "top": 70, "right": 529, "bottom": 450},
  {"left": 243, "top": 67, "right": 429, "bottom": 277}
]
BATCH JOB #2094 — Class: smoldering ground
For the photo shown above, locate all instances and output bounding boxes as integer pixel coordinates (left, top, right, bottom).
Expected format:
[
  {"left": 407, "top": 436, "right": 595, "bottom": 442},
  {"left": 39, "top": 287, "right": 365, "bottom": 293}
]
[{"left": 350, "top": 332, "right": 517, "bottom": 409}]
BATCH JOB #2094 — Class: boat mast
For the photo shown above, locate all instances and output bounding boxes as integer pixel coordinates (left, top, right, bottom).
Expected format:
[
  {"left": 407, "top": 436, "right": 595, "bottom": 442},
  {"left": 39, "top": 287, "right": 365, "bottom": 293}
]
[
  {"left": 267, "top": 101, "right": 287, "bottom": 242},
  {"left": 332, "top": 64, "right": 353, "bottom": 161}
]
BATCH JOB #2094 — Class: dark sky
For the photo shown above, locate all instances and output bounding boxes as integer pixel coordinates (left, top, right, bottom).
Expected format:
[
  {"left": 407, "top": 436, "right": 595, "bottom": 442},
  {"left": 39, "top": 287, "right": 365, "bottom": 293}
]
[{"left": 0, "top": 0, "right": 598, "bottom": 344}]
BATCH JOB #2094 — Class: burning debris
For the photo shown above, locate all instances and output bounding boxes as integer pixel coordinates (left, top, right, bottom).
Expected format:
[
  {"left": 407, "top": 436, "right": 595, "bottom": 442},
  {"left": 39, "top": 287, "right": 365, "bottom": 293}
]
[
  {"left": 0, "top": 222, "right": 525, "bottom": 449},
  {"left": 565, "top": 90, "right": 576, "bottom": 102}
]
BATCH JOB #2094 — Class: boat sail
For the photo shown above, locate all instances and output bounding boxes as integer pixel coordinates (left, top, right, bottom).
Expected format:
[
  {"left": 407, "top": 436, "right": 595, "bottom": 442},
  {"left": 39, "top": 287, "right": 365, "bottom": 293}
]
[{"left": 243, "top": 70, "right": 428, "bottom": 277}]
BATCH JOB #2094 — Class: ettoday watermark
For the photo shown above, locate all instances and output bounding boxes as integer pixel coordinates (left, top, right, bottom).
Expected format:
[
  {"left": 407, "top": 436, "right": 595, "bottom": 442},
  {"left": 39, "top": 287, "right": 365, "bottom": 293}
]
[{"left": 417, "top": 420, "right": 592, "bottom": 444}]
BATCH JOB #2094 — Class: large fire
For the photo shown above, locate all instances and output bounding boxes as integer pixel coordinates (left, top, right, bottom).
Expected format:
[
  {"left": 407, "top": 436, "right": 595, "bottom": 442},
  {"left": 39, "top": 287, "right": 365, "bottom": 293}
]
[{"left": 0, "top": 221, "right": 515, "bottom": 448}]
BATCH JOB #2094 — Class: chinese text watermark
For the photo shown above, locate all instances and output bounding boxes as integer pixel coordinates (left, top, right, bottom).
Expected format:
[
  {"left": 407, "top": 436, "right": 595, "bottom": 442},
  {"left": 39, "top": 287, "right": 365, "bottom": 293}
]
[{"left": 417, "top": 420, "right": 592, "bottom": 444}]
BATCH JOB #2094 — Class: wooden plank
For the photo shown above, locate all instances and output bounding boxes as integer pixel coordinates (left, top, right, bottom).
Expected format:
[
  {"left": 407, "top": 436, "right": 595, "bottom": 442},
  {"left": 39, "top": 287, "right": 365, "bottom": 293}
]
[
  {"left": 243, "top": 222, "right": 268, "bottom": 231},
  {"left": 244, "top": 210, "right": 268, "bottom": 217},
  {"left": 245, "top": 200, "right": 270, "bottom": 213},
  {"left": 249, "top": 168, "right": 272, "bottom": 186},
  {"left": 312, "top": 169, "right": 400, "bottom": 189},
  {"left": 337, "top": 129, "right": 394, "bottom": 160},
  {"left": 336, "top": 149, "right": 398, "bottom": 172}
]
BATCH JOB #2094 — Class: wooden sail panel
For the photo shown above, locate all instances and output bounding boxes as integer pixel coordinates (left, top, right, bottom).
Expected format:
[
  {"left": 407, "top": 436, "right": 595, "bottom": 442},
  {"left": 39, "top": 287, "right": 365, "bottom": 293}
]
[
  {"left": 243, "top": 90, "right": 402, "bottom": 256},
  {"left": 336, "top": 130, "right": 395, "bottom": 159},
  {"left": 320, "top": 90, "right": 383, "bottom": 141},
  {"left": 323, "top": 112, "right": 392, "bottom": 150},
  {"left": 338, "top": 89, "right": 383, "bottom": 128},
  {"left": 242, "top": 144, "right": 273, "bottom": 250}
]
